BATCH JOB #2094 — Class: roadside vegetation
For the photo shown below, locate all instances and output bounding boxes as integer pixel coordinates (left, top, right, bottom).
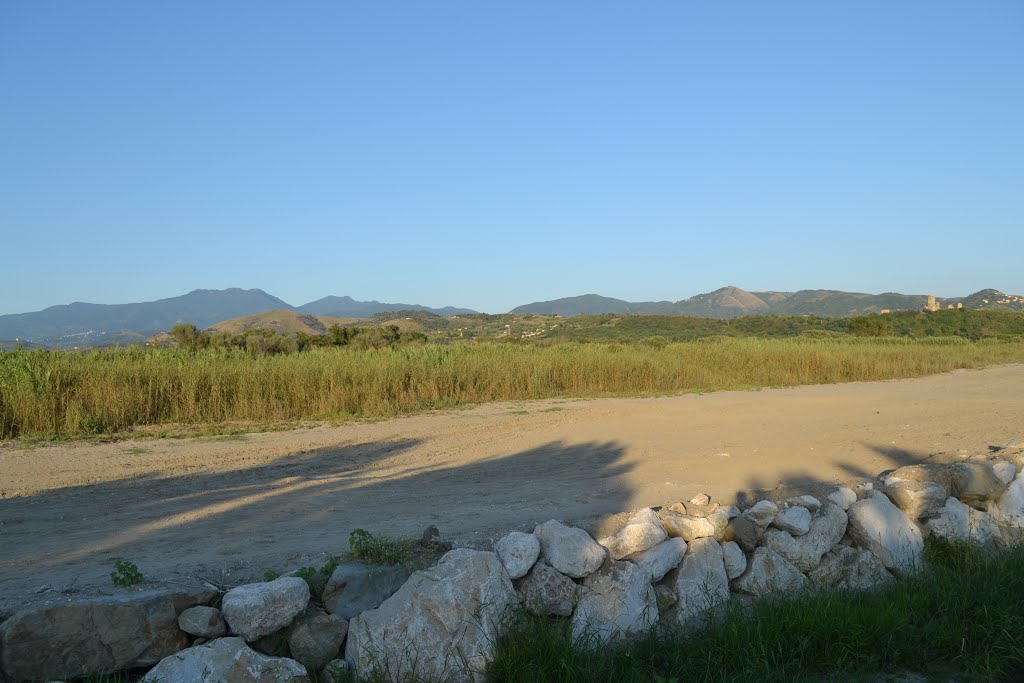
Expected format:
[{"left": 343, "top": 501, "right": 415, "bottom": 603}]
[
  {"left": 486, "top": 538, "right": 1024, "bottom": 683},
  {"left": 2, "top": 335, "right": 1024, "bottom": 440}
]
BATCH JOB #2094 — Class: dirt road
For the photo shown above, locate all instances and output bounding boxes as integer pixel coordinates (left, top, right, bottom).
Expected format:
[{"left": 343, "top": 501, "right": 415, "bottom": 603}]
[{"left": 1, "top": 365, "right": 1022, "bottom": 610}]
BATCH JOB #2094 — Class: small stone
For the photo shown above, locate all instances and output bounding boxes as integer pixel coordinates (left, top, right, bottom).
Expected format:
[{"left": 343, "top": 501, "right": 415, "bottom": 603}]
[
  {"left": 662, "top": 512, "right": 717, "bottom": 541},
  {"left": 722, "top": 541, "right": 746, "bottom": 580},
  {"left": 495, "top": 531, "right": 541, "bottom": 579},
  {"left": 743, "top": 500, "right": 779, "bottom": 531},
  {"left": 517, "top": 561, "right": 577, "bottom": 617},
  {"left": 828, "top": 488, "right": 857, "bottom": 511},
  {"left": 771, "top": 506, "right": 812, "bottom": 536},
  {"left": 689, "top": 493, "right": 711, "bottom": 506},
  {"left": 787, "top": 495, "right": 822, "bottom": 511},
  {"left": 288, "top": 610, "right": 349, "bottom": 672},
  {"left": 222, "top": 577, "right": 310, "bottom": 641},
  {"left": 731, "top": 547, "right": 809, "bottom": 596},
  {"left": 722, "top": 516, "right": 759, "bottom": 553},
  {"left": 534, "top": 520, "right": 607, "bottom": 578},
  {"left": 421, "top": 525, "right": 441, "bottom": 544},
  {"left": 627, "top": 537, "right": 687, "bottom": 582},
  {"left": 570, "top": 561, "right": 657, "bottom": 643},
  {"left": 177, "top": 606, "right": 226, "bottom": 639},
  {"left": 668, "top": 502, "right": 686, "bottom": 514},
  {"left": 598, "top": 508, "right": 667, "bottom": 559}
]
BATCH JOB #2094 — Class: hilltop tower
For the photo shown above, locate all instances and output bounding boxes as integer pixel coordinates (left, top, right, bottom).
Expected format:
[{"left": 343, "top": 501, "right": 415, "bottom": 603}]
[{"left": 924, "top": 294, "right": 940, "bottom": 312}]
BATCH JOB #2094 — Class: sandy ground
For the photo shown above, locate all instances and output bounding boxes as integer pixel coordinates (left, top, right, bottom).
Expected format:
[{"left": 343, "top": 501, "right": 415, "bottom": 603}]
[{"left": 1, "top": 365, "right": 1022, "bottom": 613}]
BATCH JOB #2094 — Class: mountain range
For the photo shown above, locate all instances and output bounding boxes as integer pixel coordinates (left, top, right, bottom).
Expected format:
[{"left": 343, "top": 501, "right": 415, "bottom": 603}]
[{"left": 1, "top": 286, "right": 1021, "bottom": 347}]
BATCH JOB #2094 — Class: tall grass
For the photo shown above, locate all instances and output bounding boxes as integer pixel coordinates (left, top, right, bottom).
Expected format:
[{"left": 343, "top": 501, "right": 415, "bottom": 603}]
[{"left": 2, "top": 337, "right": 1023, "bottom": 439}]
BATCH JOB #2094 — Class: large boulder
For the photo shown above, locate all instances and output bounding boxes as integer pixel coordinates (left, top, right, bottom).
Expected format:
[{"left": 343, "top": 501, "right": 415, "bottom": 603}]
[
  {"left": 661, "top": 512, "right": 717, "bottom": 542},
  {"left": 880, "top": 479, "right": 947, "bottom": 520},
  {"left": 598, "top": 508, "right": 667, "bottom": 559},
  {"left": 808, "top": 546, "right": 895, "bottom": 592},
  {"left": 288, "top": 610, "right": 349, "bottom": 672},
  {"left": 0, "top": 588, "right": 211, "bottom": 682},
  {"left": 731, "top": 547, "right": 809, "bottom": 596},
  {"left": 663, "top": 538, "right": 730, "bottom": 629},
  {"left": 570, "top": 560, "right": 657, "bottom": 643},
  {"left": 534, "top": 520, "right": 607, "bottom": 578},
  {"left": 517, "top": 561, "right": 578, "bottom": 617},
  {"left": 722, "top": 541, "right": 747, "bottom": 580},
  {"left": 322, "top": 562, "right": 407, "bottom": 620},
  {"left": 178, "top": 606, "right": 226, "bottom": 638},
  {"left": 345, "top": 549, "right": 517, "bottom": 682},
  {"left": 771, "top": 506, "right": 812, "bottom": 536},
  {"left": 142, "top": 637, "right": 307, "bottom": 682},
  {"left": 627, "top": 537, "right": 687, "bottom": 582},
  {"left": 494, "top": 531, "right": 541, "bottom": 579},
  {"left": 847, "top": 495, "right": 924, "bottom": 573},
  {"left": 990, "top": 474, "right": 1024, "bottom": 528},
  {"left": 925, "top": 497, "right": 1002, "bottom": 544},
  {"left": 885, "top": 464, "right": 954, "bottom": 495},
  {"left": 222, "top": 577, "right": 310, "bottom": 641},
  {"left": 949, "top": 462, "right": 1006, "bottom": 508},
  {"left": 762, "top": 502, "right": 848, "bottom": 572}
]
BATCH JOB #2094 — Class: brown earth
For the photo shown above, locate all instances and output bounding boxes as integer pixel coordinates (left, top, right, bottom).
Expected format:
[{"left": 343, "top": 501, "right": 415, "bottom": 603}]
[{"left": 1, "top": 365, "right": 1022, "bottom": 612}]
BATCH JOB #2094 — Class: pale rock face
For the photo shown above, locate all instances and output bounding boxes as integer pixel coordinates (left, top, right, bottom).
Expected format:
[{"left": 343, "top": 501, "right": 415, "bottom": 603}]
[
  {"left": 494, "top": 531, "right": 541, "bottom": 579},
  {"left": 771, "top": 506, "right": 812, "bottom": 536},
  {"left": 322, "top": 563, "right": 407, "bottom": 620},
  {"left": 663, "top": 538, "right": 730, "bottom": 629},
  {"left": 808, "top": 546, "right": 895, "bottom": 592},
  {"left": 991, "top": 474, "right": 1024, "bottom": 527},
  {"left": 0, "top": 589, "right": 211, "bottom": 682},
  {"left": 178, "top": 606, "right": 226, "bottom": 639},
  {"left": 288, "top": 610, "right": 349, "bottom": 672},
  {"left": 743, "top": 500, "right": 779, "bottom": 531},
  {"left": 731, "top": 547, "right": 809, "bottom": 596},
  {"left": 707, "top": 510, "right": 732, "bottom": 540},
  {"left": 345, "top": 549, "right": 517, "bottom": 683},
  {"left": 720, "top": 505, "right": 741, "bottom": 520},
  {"left": 222, "top": 577, "right": 310, "bottom": 641},
  {"left": 925, "top": 497, "right": 1002, "bottom": 544},
  {"left": 598, "top": 508, "right": 667, "bottom": 560},
  {"left": 517, "top": 561, "right": 578, "bottom": 617},
  {"left": 722, "top": 541, "right": 747, "bottom": 580},
  {"left": 827, "top": 488, "right": 857, "bottom": 511},
  {"left": 847, "top": 495, "right": 924, "bottom": 574},
  {"left": 885, "top": 464, "right": 953, "bottom": 496},
  {"left": 534, "top": 520, "right": 607, "bottom": 578},
  {"left": 690, "top": 493, "right": 712, "bottom": 506},
  {"left": 787, "top": 495, "right": 822, "bottom": 511},
  {"left": 142, "top": 637, "right": 308, "bottom": 683},
  {"left": 949, "top": 462, "right": 1006, "bottom": 508},
  {"left": 880, "top": 479, "right": 947, "bottom": 520},
  {"left": 662, "top": 512, "right": 717, "bottom": 542},
  {"left": 627, "top": 537, "right": 687, "bottom": 582},
  {"left": 993, "top": 460, "right": 1017, "bottom": 486},
  {"left": 762, "top": 502, "right": 848, "bottom": 572},
  {"left": 570, "top": 560, "right": 657, "bottom": 643},
  {"left": 722, "top": 516, "right": 759, "bottom": 553}
]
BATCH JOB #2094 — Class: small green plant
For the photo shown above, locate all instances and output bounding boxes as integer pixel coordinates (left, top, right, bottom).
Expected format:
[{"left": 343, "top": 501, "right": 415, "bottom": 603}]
[
  {"left": 348, "top": 528, "right": 439, "bottom": 569},
  {"left": 263, "top": 569, "right": 281, "bottom": 581},
  {"left": 110, "top": 559, "right": 143, "bottom": 587}
]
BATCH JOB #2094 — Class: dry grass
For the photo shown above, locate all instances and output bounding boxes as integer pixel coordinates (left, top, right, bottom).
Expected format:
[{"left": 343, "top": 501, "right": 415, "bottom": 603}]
[{"left": 2, "top": 337, "right": 1023, "bottom": 439}]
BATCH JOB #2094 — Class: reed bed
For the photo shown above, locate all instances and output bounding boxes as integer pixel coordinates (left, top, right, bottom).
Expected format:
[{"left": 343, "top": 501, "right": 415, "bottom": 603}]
[{"left": 2, "top": 337, "right": 1022, "bottom": 439}]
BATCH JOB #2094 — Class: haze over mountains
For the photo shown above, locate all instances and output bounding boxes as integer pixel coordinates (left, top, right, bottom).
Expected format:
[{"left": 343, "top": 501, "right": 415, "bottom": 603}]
[{"left": 1, "top": 286, "right": 1021, "bottom": 347}]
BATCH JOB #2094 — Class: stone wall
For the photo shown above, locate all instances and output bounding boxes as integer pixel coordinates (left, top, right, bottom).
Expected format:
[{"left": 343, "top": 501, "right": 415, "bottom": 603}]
[{"left": 2, "top": 442, "right": 1023, "bottom": 682}]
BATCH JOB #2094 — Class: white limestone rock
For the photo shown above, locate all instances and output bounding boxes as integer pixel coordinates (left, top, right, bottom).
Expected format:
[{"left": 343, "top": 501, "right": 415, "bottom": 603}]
[
  {"left": 627, "top": 537, "right": 687, "bottom": 582},
  {"left": 993, "top": 460, "right": 1017, "bottom": 486},
  {"left": 517, "top": 561, "right": 577, "bottom": 617},
  {"left": 534, "top": 520, "right": 607, "bottom": 578},
  {"left": 925, "top": 496, "right": 1002, "bottom": 544},
  {"left": 731, "top": 547, "right": 809, "bottom": 596},
  {"left": 663, "top": 538, "right": 730, "bottom": 629},
  {"left": 880, "top": 478, "right": 947, "bottom": 520},
  {"left": 662, "top": 512, "right": 717, "bottom": 542},
  {"left": 847, "top": 495, "right": 924, "bottom": 574},
  {"left": 991, "top": 473, "right": 1024, "bottom": 527},
  {"left": 571, "top": 560, "right": 657, "bottom": 643},
  {"left": 771, "top": 506, "right": 812, "bottom": 536},
  {"left": 808, "top": 546, "right": 895, "bottom": 592},
  {"left": 827, "top": 488, "right": 857, "bottom": 511},
  {"left": 142, "top": 637, "right": 307, "bottom": 683},
  {"left": 495, "top": 531, "right": 541, "bottom": 579},
  {"left": 598, "top": 508, "right": 667, "bottom": 560},
  {"left": 222, "top": 577, "right": 310, "bottom": 641},
  {"left": 345, "top": 549, "right": 517, "bottom": 683},
  {"left": 722, "top": 541, "right": 747, "bottom": 580},
  {"left": 762, "top": 502, "right": 848, "bottom": 572},
  {"left": 178, "top": 606, "right": 226, "bottom": 639},
  {"left": 743, "top": 500, "right": 779, "bottom": 532}
]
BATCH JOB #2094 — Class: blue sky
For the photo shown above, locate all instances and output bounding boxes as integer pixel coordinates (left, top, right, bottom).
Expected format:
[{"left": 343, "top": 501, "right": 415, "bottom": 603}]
[{"left": 1, "top": 1, "right": 1021, "bottom": 315}]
